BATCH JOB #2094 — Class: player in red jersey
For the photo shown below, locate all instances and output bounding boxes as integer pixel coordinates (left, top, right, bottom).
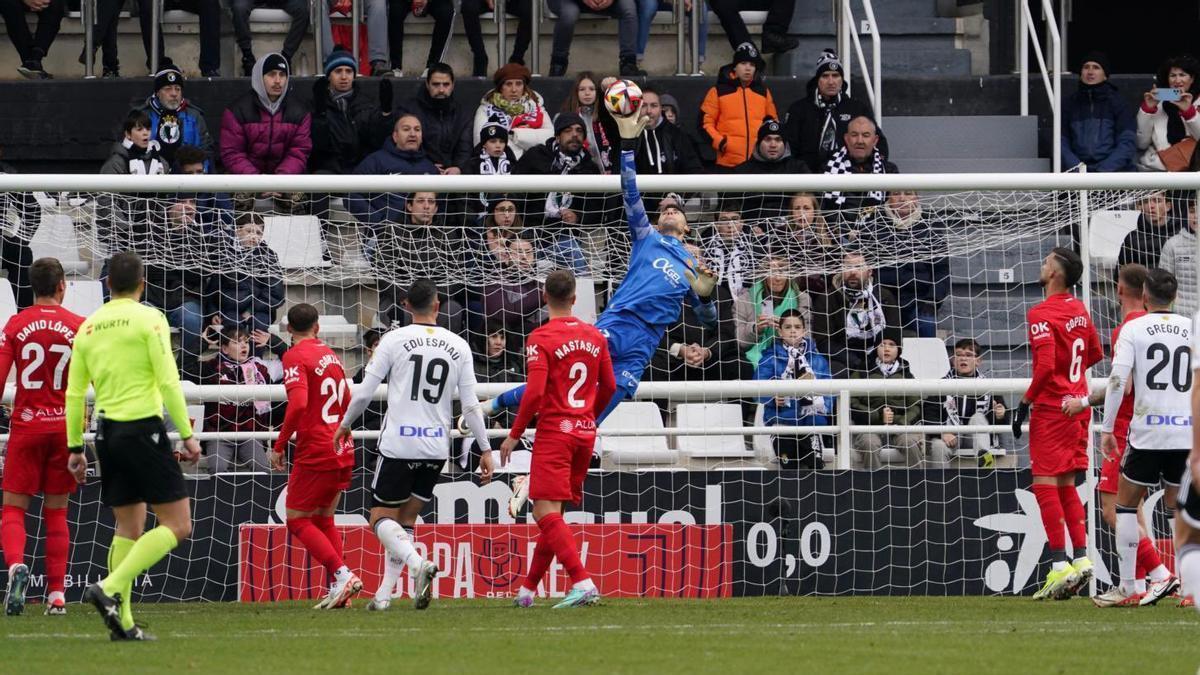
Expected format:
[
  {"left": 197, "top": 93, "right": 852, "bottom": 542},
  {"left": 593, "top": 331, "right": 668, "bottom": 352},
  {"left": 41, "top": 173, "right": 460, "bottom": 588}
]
[
  {"left": 271, "top": 303, "right": 362, "bottom": 609},
  {"left": 0, "top": 259, "right": 84, "bottom": 617},
  {"left": 1012, "top": 247, "right": 1103, "bottom": 600},
  {"left": 1063, "top": 264, "right": 1177, "bottom": 605},
  {"left": 499, "top": 269, "right": 616, "bottom": 609}
]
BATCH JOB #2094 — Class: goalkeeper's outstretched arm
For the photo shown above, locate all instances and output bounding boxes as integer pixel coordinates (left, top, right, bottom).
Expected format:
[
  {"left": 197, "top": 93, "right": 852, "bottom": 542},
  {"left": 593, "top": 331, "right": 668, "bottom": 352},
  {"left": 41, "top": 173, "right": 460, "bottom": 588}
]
[{"left": 614, "top": 111, "right": 653, "bottom": 242}]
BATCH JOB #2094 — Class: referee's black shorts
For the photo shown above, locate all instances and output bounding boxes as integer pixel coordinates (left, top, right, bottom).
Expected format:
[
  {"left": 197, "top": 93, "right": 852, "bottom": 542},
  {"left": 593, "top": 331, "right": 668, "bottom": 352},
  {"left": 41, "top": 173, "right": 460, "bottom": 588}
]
[{"left": 95, "top": 417, "right": 187, "bottom": 507}]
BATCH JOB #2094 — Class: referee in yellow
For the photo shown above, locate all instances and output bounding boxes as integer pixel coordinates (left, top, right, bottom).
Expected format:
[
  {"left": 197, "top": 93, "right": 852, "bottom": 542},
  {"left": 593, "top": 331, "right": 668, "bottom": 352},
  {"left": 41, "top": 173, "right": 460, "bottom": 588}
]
[{"left": 66, "top": 252, "right": 201, "bottom": 641}]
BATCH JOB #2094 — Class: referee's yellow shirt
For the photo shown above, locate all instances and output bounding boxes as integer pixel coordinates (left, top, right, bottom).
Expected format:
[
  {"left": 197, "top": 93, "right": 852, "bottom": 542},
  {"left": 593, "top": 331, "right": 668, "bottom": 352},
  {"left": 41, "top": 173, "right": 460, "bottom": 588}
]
[{"left": 65, "top": 298, "right": 194, "bottom": 447}]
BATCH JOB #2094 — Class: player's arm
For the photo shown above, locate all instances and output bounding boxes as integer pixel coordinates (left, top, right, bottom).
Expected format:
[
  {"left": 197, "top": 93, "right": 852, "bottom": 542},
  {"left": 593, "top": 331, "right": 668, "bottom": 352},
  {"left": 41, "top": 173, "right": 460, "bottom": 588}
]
[
  {"left": 594, "top": 342, "right": 617, "bottom": 419},
  {"left": 1100, "top": 334, "right": 1134, "bottom": 461},
  {"left": 1021, "top": 312, "right": 1057, "bottom": 406},
  {"left": 274, "top": 353, "right": 308, "bottom": 458},
  {"left": 455, "top": 349, "right": 494, "bottom": 482},
  {"left": 501, "top": 340, "right": 549, "bottom": 465},
  {"left": 613, "top": 110, "right": 653, "bottom": 242},
  {"left": 64, "top": 331, "right": 91, "bottom": 451},
  {"left": 0, "top": 322, "right": 16, "bottom": 392},
  {"left": 338, "top": 343, "right": 390, "bottom": 433}
]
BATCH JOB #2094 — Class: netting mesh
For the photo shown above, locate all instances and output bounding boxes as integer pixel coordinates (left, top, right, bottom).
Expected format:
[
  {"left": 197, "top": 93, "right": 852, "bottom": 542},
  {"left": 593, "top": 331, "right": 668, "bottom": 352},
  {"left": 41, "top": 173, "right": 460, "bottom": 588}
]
[{"left": 0, "top": 181, "right": 1183, "bottom": 601}]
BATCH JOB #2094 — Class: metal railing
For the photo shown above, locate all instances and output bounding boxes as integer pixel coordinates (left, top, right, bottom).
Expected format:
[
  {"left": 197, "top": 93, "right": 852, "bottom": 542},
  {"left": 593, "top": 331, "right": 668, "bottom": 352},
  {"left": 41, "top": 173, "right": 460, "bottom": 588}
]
[
  {"left": 1019, "top": 0, "right": 1062, "bottom": 172},
  {"left": 835, "top": 0, "right": 882, "bottom": 123}
]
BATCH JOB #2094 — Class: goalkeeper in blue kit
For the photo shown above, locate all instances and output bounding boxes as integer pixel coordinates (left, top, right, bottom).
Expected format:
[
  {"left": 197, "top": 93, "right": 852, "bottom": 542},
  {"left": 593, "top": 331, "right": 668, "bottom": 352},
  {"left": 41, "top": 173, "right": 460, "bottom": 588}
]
[{"left": 471, "top": 98, "right": 719, "bottom": 427}]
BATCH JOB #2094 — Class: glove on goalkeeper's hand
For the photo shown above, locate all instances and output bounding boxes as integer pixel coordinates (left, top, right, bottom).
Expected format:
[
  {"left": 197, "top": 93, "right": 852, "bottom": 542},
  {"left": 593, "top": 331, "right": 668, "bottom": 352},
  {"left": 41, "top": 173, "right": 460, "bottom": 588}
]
[
  {"left": 683, "top": 264, "right": 717, "bottom": 299},
  {"left": 1011, "top": 401, "right": 1030, "bottom": 439},
  {"left": 614, "top": 112, "right": 650, "bottom": 140}
]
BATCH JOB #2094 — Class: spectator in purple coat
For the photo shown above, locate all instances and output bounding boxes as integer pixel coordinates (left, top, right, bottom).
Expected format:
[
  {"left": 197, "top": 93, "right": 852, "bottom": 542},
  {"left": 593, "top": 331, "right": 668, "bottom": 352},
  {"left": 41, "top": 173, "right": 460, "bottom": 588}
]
[{"left": 482, "top": 236, "right": 543, "bottom": 349}]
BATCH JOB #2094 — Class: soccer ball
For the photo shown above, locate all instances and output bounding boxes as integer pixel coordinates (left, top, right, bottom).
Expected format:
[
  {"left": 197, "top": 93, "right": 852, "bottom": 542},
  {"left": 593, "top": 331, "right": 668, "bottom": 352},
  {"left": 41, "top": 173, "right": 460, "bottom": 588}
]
[{"left": 604, "top": 80, "right": 643, "bottom": 117}]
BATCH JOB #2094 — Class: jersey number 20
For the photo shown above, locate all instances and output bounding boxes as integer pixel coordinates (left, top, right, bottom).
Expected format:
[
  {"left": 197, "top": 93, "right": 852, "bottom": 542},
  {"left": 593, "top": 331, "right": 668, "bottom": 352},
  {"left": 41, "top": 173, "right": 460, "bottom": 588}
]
[{"left": 1146, "top": 343, "right": 1193, "bottom": 392}]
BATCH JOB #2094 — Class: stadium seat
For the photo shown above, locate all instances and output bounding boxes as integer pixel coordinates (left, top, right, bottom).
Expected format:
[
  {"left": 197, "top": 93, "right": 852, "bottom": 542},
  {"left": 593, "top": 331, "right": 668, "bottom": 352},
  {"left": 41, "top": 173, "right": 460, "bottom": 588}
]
[
  {"left": 573, "top": 276, "right": 597, "bottom": 324},
  {"left": 0, "top": 278, "right": 17, "bottom": 329},
  {"left": 674, "top": 403, "right": 753, "bottom": 461},
  {"left": 63, "top": 280, "right": 104, "bottom": 318},
  {"left": 29, "top": 214, "right": 88, "bottom": 275},
  {"left": 902, "top": 337, "right": 950, "bottom": 379},
  {"left": 599, "top": 401, "right": 677, "bottom": 466},
  {"left": 1088, "top": 210, "right": 1140, "bottom": 271},
  {"left": 263, "top": 215, "right": 331, "bottom": 270}
]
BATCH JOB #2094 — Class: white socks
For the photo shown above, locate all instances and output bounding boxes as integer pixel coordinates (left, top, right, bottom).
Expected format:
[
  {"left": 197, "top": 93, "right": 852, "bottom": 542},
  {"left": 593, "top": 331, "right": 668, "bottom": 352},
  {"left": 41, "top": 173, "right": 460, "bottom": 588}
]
[
  {"left": 375, "top": 554, "right": 404, "bottom": 602},
  {"left": 517, "top": 586, "right": 536, "bottom": 601},
  {"left": 573, "top": 578, "right": 596, "bottom": 592},
  {"left": 1115, "top": 507, "right": 1140, "bottom": 595},
  {"left": 334, "top": 565, "right": 352, "bottom": 583},
  {"left": 1177, "top": 544, "right": 1200, "bottom": 610},
  {"left": 375, "top": 519, "right": 425, "bottom": 571},
  {"left": 1149, "top": 564, "right": 1172, "bottom": 583}
]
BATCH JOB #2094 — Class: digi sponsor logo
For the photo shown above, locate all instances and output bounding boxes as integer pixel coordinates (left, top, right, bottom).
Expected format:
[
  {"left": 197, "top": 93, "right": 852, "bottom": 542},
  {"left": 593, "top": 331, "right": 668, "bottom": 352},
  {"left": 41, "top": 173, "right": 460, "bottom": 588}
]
[
  {"left": 1146, "top": 415, "right": 1192, "bottom": 427},
  {"left": 397, "top": 426, "right": 446, "bottom": 438}
]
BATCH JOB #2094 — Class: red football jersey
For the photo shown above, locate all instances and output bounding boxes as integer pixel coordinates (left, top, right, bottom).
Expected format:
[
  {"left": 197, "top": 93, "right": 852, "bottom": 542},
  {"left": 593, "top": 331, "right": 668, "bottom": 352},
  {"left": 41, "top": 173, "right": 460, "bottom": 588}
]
[
  {"left": 509, "top": 317, "right": 615, "bottom": 437},
  {"left": 0, "top": 305, "right": 85, "bottom": 433},
  {"left": 1024, "top": 292, "right": 1104, "bottom": 407},
  {"left": 1110, "top": 309, "right": 1147, "bottom": 449},
  {"left": 275, "top": 338, "right": 354, "bottom": 470}
]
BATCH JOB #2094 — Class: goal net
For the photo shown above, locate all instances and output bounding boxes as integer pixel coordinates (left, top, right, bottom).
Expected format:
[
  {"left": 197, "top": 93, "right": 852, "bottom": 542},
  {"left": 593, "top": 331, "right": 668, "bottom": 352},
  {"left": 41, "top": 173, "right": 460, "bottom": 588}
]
[{"left": 0, "top": 177, "right": 1179, "bottom": 601}]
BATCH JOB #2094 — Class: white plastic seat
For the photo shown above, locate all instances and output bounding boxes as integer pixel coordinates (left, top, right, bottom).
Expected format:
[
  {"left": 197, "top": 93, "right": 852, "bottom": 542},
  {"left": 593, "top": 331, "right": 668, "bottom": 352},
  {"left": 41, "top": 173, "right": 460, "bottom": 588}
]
[
  {"left": 573, "top": 276, "right": 597, "bottom": 324},
  {"left": 161, "top": 9, "right": 199, "bottom": 23},
  {"left": 63, "top": 280, "right": 104, "bottom": 318},
  {"left": 902, "top": 337, "right": 950, "bottom": 380},
  {"left": 600, "top": 402, "right": 676, "bottom": 465},
  {"left": 29, "top": 214, "right": 88, "bottom": 275},
  {"left": 263, "top": 215, "right": 331, "bottom": 269},
  {"left": 675, "top": 403, "right": 751, "bottom": 458},
  {"left": 1089, "top": 210, "right": 1140, "bottom": 271}
]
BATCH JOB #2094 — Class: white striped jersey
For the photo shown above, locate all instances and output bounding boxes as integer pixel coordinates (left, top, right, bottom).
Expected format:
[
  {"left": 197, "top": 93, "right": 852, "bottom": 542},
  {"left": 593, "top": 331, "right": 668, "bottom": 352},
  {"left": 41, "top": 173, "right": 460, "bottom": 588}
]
[{"left": 1102, "top": 311, "right": 1193, "bottom": 450}]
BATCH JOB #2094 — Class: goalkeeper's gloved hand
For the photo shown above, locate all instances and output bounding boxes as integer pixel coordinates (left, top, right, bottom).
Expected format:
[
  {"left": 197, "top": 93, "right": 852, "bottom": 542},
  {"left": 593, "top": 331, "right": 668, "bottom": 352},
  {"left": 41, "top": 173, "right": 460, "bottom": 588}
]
[
  {"left": 1011, "top": 401, "right": 1030, "bottom": 439},
  {"left": 614, "top": 111, "right": 651, "bottom": 140},
  {"left": 683, "top": 264, "right": 718, "bottom": 299}
]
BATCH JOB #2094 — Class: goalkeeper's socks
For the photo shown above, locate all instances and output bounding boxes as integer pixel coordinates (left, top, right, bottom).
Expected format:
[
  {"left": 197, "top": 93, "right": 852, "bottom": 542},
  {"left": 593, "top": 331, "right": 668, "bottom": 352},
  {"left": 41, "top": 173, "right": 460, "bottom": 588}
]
[
  {"left": 1056, "top": 484, "right": 1087, "bottom": 549},
  {"left": 312, "top": 515, "right": 343, "bottom": 560},
  {"left": 42, "top": 507, "right": 69, "bottom": 594},
  {"left": 107, "top": 536, "right": 135, "bottom": 630},
  {"left": 374, "top": 518, "right": 424, "bottom": 571},
  {"left": 537, "top": 512, "right": 587, "bottom": 585},
  {"left": 287, "top": 518, "right": 342, "bottom": 575},
  {"left": 495, "top": 385, "right": 525, "bottom": 411},
  {"left": 1031, "top": 484, "right": 1066, "bottom": 551},
  {"left": 523, "top": 531, "right": 555, "bottom": 593},
  {"left": 1, "top": 505, "right": 26, "bottom": 568}
]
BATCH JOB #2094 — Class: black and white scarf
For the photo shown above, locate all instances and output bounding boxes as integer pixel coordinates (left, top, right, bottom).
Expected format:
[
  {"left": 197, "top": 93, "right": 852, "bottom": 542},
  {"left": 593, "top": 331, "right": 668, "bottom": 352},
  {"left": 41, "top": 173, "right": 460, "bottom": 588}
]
[
  {"left": 784, "top": 340, "right": 823, "bottom": 411},
  {"left": 545, "top": 141, "right": 585, "bottom": 219},
  {"left": 876, "top": 357, "right": 901, "bottom": 377},
  {"left": 706, "top": 235, "right": 751, "bottom": 291},
  {"left": 823, "top": 145, "right": 886, "bottom": 206},
  {"left": 815, "top": 91, "right": 842, "bottom": 158},
  {"left": 843, "top": 281, "right": 886, "bottom": 342}
]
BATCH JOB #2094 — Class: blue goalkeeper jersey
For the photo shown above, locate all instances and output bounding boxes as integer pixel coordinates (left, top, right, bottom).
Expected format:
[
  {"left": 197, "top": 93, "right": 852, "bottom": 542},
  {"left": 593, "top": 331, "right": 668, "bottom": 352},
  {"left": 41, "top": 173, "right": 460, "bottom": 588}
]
[{"left": 604, "top": 149, "right": 706, "bottom": 330}]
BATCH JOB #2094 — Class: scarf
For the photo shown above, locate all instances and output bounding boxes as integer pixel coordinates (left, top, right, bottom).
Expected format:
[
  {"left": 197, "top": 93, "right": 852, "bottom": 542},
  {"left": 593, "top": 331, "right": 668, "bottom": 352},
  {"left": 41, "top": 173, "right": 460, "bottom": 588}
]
[
  {"left": 746, "top": 281, "right": 800, "bottom": 368},
  {"left": 329, "top": 87, "right": 353, "bottom": 113},
  {"left": 843, "top": 281, "right": 886, "bottom": 342},
  {"left": 578, "top": 106, "right": 614, "bottom": 173},
  {"left": 814, "top": 91, "right": 842, "bottom": 158},
  {"left": 543, "top": 140, "right": 585, "bottom": 219},
  {"left": 942, "top": 369, "right": 992, "bottom": 425},
  {"left": 706, "top": 234, "right": 750, "bottom": 292},
  {"left": 783, "top": 340, "right": 811, "bottom": 380},
  {"left": 148, "top": 96, "right": 187, "bottom": 154},
  {"left": 876, "top": 357, "right": 901, "bottom": 377},
  {"left": 824, "top": 145, "right": 886, "bottom": 206},
  {"left": 484, "top": 91, "right": 542, "bottom": 131},
  {"left": 122, "top": 138, "right": 166, "bottom": 175}
]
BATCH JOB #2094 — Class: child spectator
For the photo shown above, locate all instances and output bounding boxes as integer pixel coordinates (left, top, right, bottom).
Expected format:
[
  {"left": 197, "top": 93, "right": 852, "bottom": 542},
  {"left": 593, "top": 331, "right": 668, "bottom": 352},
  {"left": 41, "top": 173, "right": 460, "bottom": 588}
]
[
  {"left": 926, "top": 338, "right": 1007, "bottom": 467},
  {"left": 700, "top": 42, "right": 777, "bottom": 169},
  {"left": 756, "top": 309, "right": 831, "bottom": 469},
  {"left": 199, "top": 326, "right": 276, "bottom": 474},
  {"left": 850, "top": 329, "right": 924, "bottom": 469},
  {"left": 100, "top": 110, "right": 167, "bottom": 175},
  {"left": 460, "top": 125, "right": 517, "bottom": 217},
  {"left": 210, "top": 212, "right": 285, "bottom": 332}
]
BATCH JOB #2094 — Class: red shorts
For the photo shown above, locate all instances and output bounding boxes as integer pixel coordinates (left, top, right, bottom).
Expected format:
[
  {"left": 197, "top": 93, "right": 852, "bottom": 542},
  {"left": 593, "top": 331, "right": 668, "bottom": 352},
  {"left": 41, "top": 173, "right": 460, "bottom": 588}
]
[
  {"left": 1097, "top": 437, "right": 1128, "bottom": 495},
  {"left": 529, "top": 428, "right": 595, "bottom": 503},
  {"left": 2, "top": 430, "right": 76, "bottom": 496},
  {"left": 1029, "top": 407, "right": 1089, "bottom": 477},
  {"left": 286, "top": 464, "right": 352, "bottom": 512}
]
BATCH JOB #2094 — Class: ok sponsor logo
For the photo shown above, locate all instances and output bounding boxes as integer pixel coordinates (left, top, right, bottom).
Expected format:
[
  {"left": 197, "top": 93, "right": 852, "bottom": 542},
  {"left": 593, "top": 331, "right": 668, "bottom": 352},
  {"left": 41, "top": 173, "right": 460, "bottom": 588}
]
[
  {"left": 1029, "top": 321, "right": 1051, "bottom": 339},
  {"left": 396, "top": 425, "right": 446, "bottom": 438},
  {"left": 652, "top": 257, "right": 683, "bottom": 287},
  {"left": 282, "top": 366, "right": 300, "bottom": 382}
]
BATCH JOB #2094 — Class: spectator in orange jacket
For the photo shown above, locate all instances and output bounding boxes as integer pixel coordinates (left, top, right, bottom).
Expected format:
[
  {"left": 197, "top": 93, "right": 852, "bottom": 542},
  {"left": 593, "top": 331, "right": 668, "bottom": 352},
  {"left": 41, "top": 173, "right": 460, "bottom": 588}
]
[{"left": 700, "top": 42, "right": 778, "bottom": 169}]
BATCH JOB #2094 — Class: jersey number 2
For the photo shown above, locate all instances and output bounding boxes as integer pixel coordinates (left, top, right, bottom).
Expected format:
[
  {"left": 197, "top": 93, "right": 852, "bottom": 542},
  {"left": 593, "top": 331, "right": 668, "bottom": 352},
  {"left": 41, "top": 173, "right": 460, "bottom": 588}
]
[
  {"left": 567, "top": 362, "right": 589, "bottom": 409},
  {"left": 20, "top": 343, "right": 72, "bottom": 390},
  {"left": 320, "top": 377, "right": 348, "bottom": 424}
]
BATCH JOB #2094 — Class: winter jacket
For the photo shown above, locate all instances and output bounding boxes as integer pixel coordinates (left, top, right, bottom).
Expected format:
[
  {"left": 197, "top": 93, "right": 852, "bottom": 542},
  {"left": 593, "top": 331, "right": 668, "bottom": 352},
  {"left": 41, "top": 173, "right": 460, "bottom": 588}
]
[
  {"left": 138, "top": 220, "right": 212, "bottom": 313},
  {"left": 634, "top": 117, "right": 704, "bottom": 176},
  {"left": 198, "top": 353, "right": 274, "bottom": 432},
  {"left": 473, "top": 347, "right": 524, "bottom": 384},
  {"left": 699, "top": 64, "right": 778, "bottom": 168},
  {"left": 1060, "top": 80, "right": 1136, "bottom": 172},
  {"left": 733, "top": 281, "right": 813, "bottom": 369},
  {"left": 1117, "top": 214, "right": 1175, "bottom": 278},
  {"left": 850, "top": 356, "right": 921, "bottom": 426},
  {"left": 782, "top": 84, "right": 884, "bottom": 173},
  {"left": 209, "top": 238, "right": 285, "bottom": 328},
  {"left": 649, "top": 285, "right": 744, "bottom": 383},
  {"left": 397, "top": 84, "right": 475, "bottom": 170},
  {"left": 731, "top": 143, "right": 810, "bottom": 221},
  {"left": 99, "top": 139, "right": 168, "bottom": 175},
  {"left": 220, "top": 61, "right": 312, "bottom": 175},
  {"left": 856, "top": 205, "right": 950, "bottom": 330},
  {"left": 756, "top": 337, "right": 832, "bottom": 428},
  {"left": 513, "top": 138, "right": 603, "bottom": 228},
  {"left": 308, "top": 80, "right": 392, "bottom": 174},
  {"left": 134, "top": 95, "right": 213, "bottom": 169},
  {"left": 346, "top": 139, "right": 439, "bottom": 226},
  {"left": 371, "top": 214, "right": 467, "bottom": 290},
  {"left": 1159, "top": 227, "right": 1198, "bottom": 316},
  {"left": 472, "top": 90, "right": 554, "bottom": 159},
  {"left": 481, "top": 274, "right": 543, "bottom": 337},
  {"left": 810, "top": 278, "right": 901, "bottom": 378},
  {"left": 1135, "top": 101, "right": 1200, "bottom": 171}
]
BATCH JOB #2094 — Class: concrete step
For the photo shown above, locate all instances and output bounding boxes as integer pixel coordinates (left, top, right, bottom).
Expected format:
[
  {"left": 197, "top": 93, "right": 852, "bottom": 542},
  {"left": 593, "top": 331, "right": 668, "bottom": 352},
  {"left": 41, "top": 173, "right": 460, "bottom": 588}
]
[{"left": 886, "top": 115, "right": 1039, "bottom": 159}]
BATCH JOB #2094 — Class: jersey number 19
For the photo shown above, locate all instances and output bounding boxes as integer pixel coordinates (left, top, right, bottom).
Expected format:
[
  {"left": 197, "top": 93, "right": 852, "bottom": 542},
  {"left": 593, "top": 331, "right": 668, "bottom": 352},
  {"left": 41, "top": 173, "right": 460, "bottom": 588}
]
[{"left": 409, "top": 354, "right": 449, "bottom": 404}]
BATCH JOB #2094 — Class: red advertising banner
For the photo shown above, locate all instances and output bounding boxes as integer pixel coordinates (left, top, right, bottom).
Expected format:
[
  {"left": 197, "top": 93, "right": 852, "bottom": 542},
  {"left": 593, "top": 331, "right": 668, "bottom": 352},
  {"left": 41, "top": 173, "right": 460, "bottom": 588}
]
[{"left": 239, "top": 523, "right": 733, "bottom": 602}]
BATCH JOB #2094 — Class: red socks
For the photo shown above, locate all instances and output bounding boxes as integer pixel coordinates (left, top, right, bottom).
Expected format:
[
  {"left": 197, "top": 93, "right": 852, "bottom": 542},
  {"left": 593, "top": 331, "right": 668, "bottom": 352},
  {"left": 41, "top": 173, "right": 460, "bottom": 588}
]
[
  {"left": 287, "top": 517, "right": 343, "bottom": 576},
  {"left": 523, "top": 530, "right": 556, "bottom": 592},
  {"left": 535, "top": 512, "right": 589, "bottom": 585},
  {"left": 312, "top": 515, "right": 342, "bottom": 560},
  {"left": 1, "top": 505, "right": 25, "bottom": 569},
  {"left": 1137, "top": 536, "right": 1163, "bottom": 577},
  {"left": 1032, "top": 484, "right": 1066, "bottom": 552},
  {"left": 42, "top": 507, "right": 69, "bottom": 594},
  {"left": 1057, "top": 484, "right": 1087, "bottom": 550}
]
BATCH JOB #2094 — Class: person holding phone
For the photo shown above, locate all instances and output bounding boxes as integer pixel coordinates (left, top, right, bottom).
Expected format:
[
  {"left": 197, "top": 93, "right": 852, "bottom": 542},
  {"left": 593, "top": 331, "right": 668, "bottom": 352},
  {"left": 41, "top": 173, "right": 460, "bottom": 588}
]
[{"left": 1136, "top": 54, "right": 1200, "bottom": 171}]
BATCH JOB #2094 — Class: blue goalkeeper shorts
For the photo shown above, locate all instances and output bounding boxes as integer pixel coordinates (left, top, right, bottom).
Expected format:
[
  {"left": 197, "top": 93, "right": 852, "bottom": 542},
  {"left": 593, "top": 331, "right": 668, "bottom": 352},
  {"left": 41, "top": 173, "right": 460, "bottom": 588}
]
[{"left": 595, "top": 310, "right": 662, "bottom": 394}]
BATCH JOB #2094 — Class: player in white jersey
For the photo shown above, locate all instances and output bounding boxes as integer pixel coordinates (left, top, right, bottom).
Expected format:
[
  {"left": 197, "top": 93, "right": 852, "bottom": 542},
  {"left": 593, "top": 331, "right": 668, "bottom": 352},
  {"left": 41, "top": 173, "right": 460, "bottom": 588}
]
[
  {"left": 1095, "top": 269, "right": 1191, "bottom": 607},
  {"left": 335, "top": 280, "right": 494, "bottom": 611},
  {"left": 1174, "top": 307, "right": 1200, "bottom": 611}
]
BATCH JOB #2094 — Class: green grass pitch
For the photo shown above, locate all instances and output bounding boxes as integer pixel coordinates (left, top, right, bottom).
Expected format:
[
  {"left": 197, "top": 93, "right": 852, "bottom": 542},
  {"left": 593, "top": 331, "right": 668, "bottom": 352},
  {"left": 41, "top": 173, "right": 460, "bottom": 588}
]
[{"left": 3, "top": 596, "right": 1199, "bottom": 673}]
